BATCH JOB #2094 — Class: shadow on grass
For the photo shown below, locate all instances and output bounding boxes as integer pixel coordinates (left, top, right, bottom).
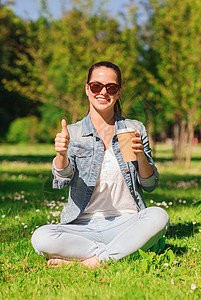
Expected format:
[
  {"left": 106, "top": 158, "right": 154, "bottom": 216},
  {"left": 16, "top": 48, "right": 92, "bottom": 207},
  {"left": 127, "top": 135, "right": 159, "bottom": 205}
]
[
  {"left": 2, "top": 154, "right": 200, "bottom": 164},
  {"left": 0, "top": 172, "right": 69, "bottom": 213},
  {"left": 154, "top": 157, "right": 201, "bottom": 163},
  {"left": 164, "top": 244, "right": 188, "bottom": 255},
  {"left": 0, "top": 155, "right": 55, "bottom": 163},
  {"left": 166, "top": 222, "right": 200, "bottom": 239},
  {"left": 162, "top": 222, "right": 201, "bottom": 255},
  {"left": 158, "top": 173, "right": 201, "bottom": 185},
  {"left": 146, "top": 173, "right": 201, "bottom": 203}
]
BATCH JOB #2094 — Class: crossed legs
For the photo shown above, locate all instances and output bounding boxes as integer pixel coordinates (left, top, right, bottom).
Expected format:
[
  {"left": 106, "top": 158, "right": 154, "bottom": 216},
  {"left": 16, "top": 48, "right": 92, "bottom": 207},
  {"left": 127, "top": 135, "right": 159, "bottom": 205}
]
[{"left": 31, "top": 207, "right": 169, "bottom": 268}]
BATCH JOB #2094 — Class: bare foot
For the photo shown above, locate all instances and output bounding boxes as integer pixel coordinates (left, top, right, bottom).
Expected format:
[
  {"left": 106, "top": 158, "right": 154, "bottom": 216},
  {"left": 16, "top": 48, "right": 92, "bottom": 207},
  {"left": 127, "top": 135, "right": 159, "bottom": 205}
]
[
  {"left": 81, "top": 255, "right": 101, "bottom": 268},
  {"left": 47, "top": 258, "right": 73, "bottom": 267},
  {"left": 47, "top": 255, "right": 101, "bottom": 268}
]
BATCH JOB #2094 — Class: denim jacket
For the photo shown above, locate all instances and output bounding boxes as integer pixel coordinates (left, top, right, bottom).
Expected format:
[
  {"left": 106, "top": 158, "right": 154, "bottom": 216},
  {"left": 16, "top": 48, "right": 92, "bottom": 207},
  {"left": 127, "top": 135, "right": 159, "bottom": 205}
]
[{"left": 52, "top": 113, "right": 159, "bottom": 224}]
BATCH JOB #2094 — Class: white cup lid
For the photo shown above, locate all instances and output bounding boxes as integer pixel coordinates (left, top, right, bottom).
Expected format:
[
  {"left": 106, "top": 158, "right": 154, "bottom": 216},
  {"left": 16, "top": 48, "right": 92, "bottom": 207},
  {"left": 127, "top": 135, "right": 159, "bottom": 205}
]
[{"left": 116, "top": 128, "right": 136, "bottom": 134}]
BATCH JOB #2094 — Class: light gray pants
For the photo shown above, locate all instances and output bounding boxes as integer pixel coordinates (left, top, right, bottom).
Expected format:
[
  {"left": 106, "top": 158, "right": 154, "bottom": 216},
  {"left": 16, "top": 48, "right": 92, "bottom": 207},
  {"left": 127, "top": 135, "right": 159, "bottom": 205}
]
[{"left": 31, "top": 207, "right": 169, "bottom": 262}]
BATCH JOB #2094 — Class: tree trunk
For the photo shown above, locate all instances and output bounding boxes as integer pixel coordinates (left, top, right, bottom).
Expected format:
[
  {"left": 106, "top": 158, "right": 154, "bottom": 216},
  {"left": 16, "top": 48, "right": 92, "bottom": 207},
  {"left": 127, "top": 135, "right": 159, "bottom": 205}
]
[
  {"left": 173, "top": 119, "right": 188, "bottom": 162},
  {"left": 173, "top": 123, "right": 180, "bottom": 161},
  {"left": 178, "top": 119, "right": 188, "bottom": 162},
  {"left": 185, "top": 120, "right": 194, "bottom": 168}
]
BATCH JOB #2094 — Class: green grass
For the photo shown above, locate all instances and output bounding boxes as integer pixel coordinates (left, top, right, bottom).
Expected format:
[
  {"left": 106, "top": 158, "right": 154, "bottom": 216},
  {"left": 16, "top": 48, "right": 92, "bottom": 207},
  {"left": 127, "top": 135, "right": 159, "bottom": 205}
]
[{"left": 0, "top": 143, "right": 200, "bottom": 300}]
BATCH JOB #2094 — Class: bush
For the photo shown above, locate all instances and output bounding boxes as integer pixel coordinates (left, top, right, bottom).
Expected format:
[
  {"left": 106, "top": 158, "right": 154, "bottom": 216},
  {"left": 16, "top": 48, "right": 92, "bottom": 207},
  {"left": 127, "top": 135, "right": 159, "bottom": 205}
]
[
  {"left": 6, "top": 102, "right": 67, "bottom": 144},
  {"left": 37, "top": 102, "right": 66, "bottom": 143},
  {"left": 6, "top": 116, "right": 39, "bottom": 144}
]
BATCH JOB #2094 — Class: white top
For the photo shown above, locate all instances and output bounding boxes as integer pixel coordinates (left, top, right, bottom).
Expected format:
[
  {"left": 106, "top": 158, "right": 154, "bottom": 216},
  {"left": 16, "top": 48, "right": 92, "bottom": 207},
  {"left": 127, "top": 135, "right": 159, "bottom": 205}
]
[{"left": 76, "top": 147, "right": 138, "bottom": 221}]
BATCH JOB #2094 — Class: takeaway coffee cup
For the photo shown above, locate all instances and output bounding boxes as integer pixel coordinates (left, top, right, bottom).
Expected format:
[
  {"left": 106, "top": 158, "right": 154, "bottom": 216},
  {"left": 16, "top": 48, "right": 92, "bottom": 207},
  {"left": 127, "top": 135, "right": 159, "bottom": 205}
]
[{"left": 116, "top": 128, "right": 137, "bottom": 162}]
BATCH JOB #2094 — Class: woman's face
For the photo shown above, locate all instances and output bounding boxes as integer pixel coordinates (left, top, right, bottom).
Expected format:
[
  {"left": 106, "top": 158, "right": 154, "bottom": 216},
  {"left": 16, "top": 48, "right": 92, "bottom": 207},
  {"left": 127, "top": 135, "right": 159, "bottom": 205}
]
[{"left": 86, "top": 67, "right": 120, "bottom": 114}]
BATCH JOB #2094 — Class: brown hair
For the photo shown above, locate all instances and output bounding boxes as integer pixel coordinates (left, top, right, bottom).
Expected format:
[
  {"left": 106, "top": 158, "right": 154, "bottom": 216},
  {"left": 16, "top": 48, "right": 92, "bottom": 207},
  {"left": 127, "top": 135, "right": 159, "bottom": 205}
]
[{"left": 86, "top": 61, "right": 122, "bottom": 115}]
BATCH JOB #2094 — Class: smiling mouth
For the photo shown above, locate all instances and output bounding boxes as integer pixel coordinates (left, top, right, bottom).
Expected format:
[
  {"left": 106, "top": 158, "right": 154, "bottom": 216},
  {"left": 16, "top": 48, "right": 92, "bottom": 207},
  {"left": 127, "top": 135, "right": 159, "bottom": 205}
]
[
  {"left": 96, "top": 98, "right": 109, "bottom": 102},
  {"left": 97, "top": 100, "right": 109, "bottom": 104}
]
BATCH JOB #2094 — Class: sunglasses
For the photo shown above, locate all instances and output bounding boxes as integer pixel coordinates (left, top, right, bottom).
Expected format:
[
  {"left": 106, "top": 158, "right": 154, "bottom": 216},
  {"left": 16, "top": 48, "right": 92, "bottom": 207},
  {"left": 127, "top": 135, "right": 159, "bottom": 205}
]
[{"left": 88, "top": 81, "right": 120, "bottom": 95}]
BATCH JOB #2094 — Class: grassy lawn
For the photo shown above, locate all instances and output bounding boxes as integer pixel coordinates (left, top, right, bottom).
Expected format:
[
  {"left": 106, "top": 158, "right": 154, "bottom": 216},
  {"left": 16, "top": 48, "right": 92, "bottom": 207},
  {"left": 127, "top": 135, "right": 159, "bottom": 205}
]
[{"left": 0, "top": 143, "right": 200, "bottom": 299}]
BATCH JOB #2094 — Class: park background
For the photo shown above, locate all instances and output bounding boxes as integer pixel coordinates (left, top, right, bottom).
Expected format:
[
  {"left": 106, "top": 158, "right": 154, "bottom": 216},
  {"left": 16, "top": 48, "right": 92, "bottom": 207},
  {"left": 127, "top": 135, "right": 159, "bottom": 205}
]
[
  {"left": 0, "top": 0, "right": 201, "bottom": 299},
  {"left": 1, "top": 0, "right": 201, "bottom": 165}
]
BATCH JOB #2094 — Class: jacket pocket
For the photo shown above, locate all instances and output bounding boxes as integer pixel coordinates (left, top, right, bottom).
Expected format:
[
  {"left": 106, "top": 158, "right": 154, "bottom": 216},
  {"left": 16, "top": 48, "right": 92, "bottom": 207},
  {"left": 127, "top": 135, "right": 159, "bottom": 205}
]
[{"left": 72, "top": 146, "right": 92, "bottom": 170}]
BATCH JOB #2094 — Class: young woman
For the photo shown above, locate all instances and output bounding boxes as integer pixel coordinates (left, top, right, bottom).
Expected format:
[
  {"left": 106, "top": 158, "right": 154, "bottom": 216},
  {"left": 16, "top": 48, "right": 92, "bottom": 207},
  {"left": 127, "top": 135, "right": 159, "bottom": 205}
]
[{"left": 31, "top": 61, "right": 169, "bottom": 268}]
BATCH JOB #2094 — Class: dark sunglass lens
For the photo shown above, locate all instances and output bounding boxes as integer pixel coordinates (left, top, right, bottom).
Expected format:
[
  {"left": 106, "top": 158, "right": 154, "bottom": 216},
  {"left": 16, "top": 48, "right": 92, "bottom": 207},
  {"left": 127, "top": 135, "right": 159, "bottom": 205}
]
[
  {"left": 90, "top": 83, "right": 102, "bottom": 93},
  {"left": 107, "top": 85, "right": 119, "bottom": 95}
]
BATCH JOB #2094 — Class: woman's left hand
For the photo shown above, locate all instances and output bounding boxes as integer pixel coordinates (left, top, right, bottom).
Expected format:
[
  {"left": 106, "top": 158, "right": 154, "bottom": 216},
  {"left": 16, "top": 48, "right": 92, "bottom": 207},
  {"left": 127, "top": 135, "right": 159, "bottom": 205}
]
[
  {"left": 131, "top": 131, "right": 144, "bottom": 156},
  {"left": 131, "top": 131, "right": 153, "bottom": 178}
]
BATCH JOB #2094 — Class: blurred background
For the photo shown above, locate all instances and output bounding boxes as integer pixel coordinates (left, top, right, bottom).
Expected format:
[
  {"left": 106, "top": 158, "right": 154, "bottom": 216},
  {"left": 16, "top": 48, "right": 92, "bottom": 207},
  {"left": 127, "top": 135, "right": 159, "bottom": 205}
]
[{"left": 0, "top": 0, "right": 200, "bottom": 167}]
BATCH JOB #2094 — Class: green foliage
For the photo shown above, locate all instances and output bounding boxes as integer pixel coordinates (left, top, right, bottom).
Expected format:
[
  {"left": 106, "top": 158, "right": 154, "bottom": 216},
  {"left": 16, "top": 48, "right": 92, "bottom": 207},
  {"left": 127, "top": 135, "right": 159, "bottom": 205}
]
[
  {"left": 150, "top": 0, "right": 201, "bottom": 121},
  {"left": 139, "top": 248, "right": 177, "bottom": 267},
  {"left": 37, "top": 103, "right": 66, "bottom": 143},
  {"left": 149, "top": 0, "right": 201, "bottom": 161},
  {"left": 6, "top": 109, "right": 64, "bottom": 144},
  {"left": 0, "top": 5, "right": 39, "bottom": 140},
  {"left": 1, "top": 1, "right": 141, "bottom": 125},
  {"left": 193, "top": 199, "right": 201, "bottom": 215},
  {"left": 1, "top": 0, "right": 201, "bottom": 166},
  {"left": 6, "top": 116, "right": 39, "bottom": 144}
]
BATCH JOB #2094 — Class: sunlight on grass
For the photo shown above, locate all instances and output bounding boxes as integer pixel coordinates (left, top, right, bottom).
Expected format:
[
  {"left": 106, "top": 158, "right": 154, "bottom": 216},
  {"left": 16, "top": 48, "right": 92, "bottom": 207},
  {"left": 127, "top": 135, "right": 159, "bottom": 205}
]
[
  {"left": 0, "top": 143, "right": 200, "bottom": 299},
  {"left": 0, "top": 143, "right": 55, "bottom": 156}
]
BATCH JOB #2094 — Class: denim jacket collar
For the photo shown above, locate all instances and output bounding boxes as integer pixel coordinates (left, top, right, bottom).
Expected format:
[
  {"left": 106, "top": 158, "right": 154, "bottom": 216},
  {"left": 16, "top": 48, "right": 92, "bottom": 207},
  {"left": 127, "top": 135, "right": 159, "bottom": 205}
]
[{"left": 82, "top": 113, "right": 127, "bottom": 137}]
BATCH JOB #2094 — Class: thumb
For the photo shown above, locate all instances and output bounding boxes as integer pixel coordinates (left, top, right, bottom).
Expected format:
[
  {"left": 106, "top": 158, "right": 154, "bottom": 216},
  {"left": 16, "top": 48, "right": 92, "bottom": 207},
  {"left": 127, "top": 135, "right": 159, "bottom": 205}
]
[{"left": 61, "top": 118, "right": 68, "bottom": 134}]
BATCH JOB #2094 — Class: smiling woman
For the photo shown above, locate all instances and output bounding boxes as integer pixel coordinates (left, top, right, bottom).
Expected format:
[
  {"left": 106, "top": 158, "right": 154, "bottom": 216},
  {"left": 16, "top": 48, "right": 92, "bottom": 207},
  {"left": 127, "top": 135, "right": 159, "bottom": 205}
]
[
  {"left": 86, "top": 61, "right": 122, "bottom": 117},
  {"left": 31, "top": 61, "right": 169, "bottom": 268}
]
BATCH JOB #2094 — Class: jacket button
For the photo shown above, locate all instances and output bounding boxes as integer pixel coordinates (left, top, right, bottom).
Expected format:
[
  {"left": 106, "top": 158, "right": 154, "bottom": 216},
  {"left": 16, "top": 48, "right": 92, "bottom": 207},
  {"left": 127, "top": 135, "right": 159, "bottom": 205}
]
[
  {"left": 117, "top": 148, "right": 120, "bottom": 153},
  {"left": 124, "top": 168, "right": 129, "bottom": 173},
  {"left": 131, "top": 190, "right": 134, "bottom": 194}
]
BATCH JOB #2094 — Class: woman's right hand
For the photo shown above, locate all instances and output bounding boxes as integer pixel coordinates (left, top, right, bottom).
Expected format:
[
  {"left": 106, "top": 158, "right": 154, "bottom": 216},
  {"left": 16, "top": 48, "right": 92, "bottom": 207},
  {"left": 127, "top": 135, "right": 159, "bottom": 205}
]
[{"left": 54, "top": 119, "right": 70, "bottom": 157}]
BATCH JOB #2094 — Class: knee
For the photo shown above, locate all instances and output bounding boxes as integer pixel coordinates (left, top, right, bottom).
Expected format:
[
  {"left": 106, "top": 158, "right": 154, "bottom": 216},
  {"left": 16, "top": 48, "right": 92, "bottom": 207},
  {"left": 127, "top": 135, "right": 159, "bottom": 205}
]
[
  {"left": 31, "top": 225, "right": 50, "bottom": 254},
  {"left": 147, "top": 207, "right": 169, "bottom": 231}
]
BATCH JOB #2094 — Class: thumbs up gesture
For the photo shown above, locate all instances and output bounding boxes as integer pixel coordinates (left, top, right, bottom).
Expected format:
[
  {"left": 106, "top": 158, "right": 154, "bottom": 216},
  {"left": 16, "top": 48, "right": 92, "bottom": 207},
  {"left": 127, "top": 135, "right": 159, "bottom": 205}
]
[{"left": 54, "top": 119, "right": 70, "bottom": 156}]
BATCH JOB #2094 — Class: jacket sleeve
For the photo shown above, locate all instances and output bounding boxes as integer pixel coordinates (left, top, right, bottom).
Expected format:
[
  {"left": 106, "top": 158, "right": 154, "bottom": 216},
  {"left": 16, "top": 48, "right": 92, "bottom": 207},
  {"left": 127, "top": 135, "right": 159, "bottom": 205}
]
[
  {"left": 52, "top": 157, "right": 74, "bottom": 189},
  {"left": 136, "top": 124, "right": 159, "bottom": 192}
]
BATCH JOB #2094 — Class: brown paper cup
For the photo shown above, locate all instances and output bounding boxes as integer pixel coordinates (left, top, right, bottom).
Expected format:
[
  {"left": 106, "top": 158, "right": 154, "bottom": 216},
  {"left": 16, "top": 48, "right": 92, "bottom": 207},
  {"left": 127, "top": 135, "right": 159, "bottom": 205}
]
[{"left": 116, "top": 128, "right": 137, "bottom": 162}]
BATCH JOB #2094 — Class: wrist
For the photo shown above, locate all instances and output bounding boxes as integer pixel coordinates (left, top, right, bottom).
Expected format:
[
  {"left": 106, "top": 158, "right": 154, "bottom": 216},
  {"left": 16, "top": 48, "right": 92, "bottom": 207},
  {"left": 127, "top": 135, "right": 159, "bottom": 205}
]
[
  {"left": 136, "top": 151, "right": 146, "bottom": 161},
  {"left": 57, "top": 151, "right": 68, "bottom": 158},
  {"left": 55, "top": 153, "right": 69, "bottom": 169}
]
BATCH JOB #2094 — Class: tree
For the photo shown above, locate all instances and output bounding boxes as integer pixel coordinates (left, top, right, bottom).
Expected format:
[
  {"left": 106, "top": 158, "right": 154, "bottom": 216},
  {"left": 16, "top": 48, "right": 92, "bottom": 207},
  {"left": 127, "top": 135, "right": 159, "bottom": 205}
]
[
  {"left": 0, "top": 5, "right": 39, "bottom": 141},
  {"left": 2, "top": 1, "right": 126, "bottom": 124},
  {"left": 149, "top": 0, "right": 201, "bottom": 165}
]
